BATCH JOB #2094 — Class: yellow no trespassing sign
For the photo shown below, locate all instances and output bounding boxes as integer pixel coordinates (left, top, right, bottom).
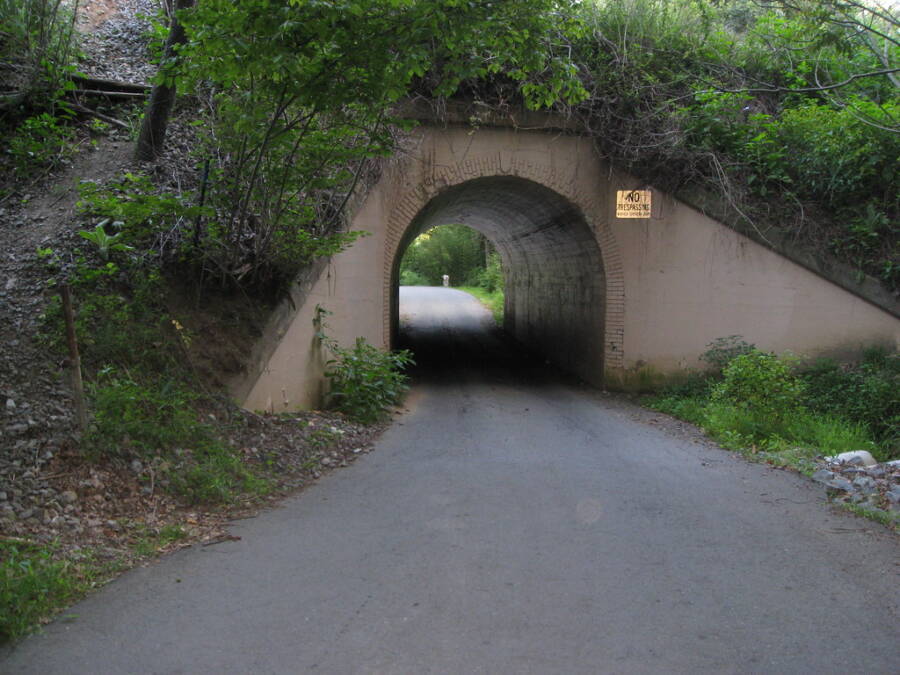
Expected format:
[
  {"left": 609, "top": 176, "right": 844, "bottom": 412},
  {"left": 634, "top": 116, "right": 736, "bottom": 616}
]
[{"left": 616, "top": 190, "right": 652, "bottom": 218}]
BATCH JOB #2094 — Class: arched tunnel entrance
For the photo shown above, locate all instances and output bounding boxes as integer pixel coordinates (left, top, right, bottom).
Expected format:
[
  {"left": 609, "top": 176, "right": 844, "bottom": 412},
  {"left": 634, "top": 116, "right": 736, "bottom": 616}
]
[{"left": 390, "top": 176, "right": 607, "bottom": 385}]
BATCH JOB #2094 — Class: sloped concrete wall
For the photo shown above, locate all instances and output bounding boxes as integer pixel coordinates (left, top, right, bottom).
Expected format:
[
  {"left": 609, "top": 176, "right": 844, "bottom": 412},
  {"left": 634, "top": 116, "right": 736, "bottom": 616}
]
[
  {"left": 238, "top": 124, "right": 899, "bottom": 411},
  {"left": 613, "top": 193, "right": 899, "bottom": 382}
]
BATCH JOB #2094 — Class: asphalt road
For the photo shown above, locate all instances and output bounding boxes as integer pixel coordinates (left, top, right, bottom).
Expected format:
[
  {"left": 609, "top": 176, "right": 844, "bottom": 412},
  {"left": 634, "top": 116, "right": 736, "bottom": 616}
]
[{"left": 4, "top": 286, "right": 898, "bottom": 674}]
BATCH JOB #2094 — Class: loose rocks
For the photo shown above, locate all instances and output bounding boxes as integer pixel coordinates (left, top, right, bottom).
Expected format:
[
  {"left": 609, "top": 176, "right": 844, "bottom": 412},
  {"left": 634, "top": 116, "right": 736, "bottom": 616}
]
[{"left": 814, "top": 456, "right": 900, "bottom": 521}]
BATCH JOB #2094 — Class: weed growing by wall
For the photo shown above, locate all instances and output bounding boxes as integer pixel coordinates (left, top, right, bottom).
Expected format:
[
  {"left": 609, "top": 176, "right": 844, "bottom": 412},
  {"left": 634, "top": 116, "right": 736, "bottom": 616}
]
[{"left": 316, "top": 308, "right": 414, "bottom": 424}]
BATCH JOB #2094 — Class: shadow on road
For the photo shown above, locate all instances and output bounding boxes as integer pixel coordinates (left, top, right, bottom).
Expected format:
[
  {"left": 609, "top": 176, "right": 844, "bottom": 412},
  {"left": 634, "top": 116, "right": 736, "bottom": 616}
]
[{"left": 396, "top": 286, "right": 559, "bottom": 387}]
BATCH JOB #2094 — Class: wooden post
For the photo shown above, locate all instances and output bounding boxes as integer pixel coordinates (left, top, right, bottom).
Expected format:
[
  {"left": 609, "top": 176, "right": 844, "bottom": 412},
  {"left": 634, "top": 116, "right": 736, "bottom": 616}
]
[{"left": 60, "top": 284, "right": 88, "bottom": 432}]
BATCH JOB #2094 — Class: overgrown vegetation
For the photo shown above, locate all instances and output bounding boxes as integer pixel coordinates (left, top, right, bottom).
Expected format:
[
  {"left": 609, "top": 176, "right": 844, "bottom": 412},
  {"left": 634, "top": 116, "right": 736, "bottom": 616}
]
[
  {"left": 0, "top": 0, "right": 81, "bottom": 192},
  {"left": 37, "top": 179, "right": 270, "bottom": 504},
  {"left": 564, "top": 0, "right": 898, "bottom": 290},
  {"left": 316, "top": 308, "right": 414, "bottom": 424},
  {"left": 649, "top": 339, "right": 899, "bottom": 470},
  {"left": 0, "top": 540, "right": 123, "bottom": 643}
]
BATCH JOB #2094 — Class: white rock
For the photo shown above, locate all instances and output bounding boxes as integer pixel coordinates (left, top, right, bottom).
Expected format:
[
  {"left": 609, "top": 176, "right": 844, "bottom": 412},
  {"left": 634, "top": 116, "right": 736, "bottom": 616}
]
[{"left": 825, "top": 450, "right": 877, "bottom": 467}]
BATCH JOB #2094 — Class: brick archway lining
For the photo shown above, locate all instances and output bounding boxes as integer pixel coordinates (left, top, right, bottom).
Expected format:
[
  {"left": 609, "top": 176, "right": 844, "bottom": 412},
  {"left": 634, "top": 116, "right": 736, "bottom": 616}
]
[{"left": 383, "top": 153, "right": 625, "bottom": 373}]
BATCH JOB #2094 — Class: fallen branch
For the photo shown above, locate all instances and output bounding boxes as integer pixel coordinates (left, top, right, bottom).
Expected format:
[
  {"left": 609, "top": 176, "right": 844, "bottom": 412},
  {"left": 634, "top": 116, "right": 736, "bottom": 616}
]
[
  {"left": 201, "top": 534, "right": 242, "bottom": 547},
  {"left": 68, "top": 102, "right": 129, "bottom": 130},
  {"left": 70, "top": 74, "right": 151, "bottom": 93},
  {"left": 74, "top": 89, "right": 148, "bottom": 100}
]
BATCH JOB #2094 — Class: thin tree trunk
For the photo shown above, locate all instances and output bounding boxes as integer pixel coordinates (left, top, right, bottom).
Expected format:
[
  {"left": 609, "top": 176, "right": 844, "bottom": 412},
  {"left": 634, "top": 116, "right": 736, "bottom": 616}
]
[{"left": 134, "top": 0, "right": 195, "bottom": 162}]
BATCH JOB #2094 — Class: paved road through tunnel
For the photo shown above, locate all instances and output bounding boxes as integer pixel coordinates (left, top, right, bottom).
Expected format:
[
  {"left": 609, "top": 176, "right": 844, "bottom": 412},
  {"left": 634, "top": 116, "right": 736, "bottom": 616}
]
[{"left": 3, "top": 287, "right": 898, "bottom": 673}]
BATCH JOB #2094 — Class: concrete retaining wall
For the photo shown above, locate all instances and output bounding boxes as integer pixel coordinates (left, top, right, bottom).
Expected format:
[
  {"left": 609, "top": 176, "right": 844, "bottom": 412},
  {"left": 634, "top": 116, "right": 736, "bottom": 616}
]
[{"left": 238, "top": 124, "right": 899, "bottom": 411}]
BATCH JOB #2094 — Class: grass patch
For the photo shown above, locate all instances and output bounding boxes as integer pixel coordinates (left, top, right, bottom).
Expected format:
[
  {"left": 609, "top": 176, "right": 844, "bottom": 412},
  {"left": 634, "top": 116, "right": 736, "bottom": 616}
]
[
  {"left": 0, "top": 540, "right": 125, "bottom": 643},
  {"left": 458, "top": 286, "right": 504, "bottom": 325},
  {"left": 840, "top": 503, "right": 899, "bottom": 528},
  {"left": 648, "top": 396, "right": 875, "bottom": 472},
  {"left": 129, "top": 524, "right": 188, "bottom": 558},
  {"left": 647, "top": 344, "right": 895, "bottom": 472}
]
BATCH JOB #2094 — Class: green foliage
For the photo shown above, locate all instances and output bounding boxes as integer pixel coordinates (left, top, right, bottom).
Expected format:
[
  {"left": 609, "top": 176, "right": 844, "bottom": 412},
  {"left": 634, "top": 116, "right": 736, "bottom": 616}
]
[
  {"left": 400, "top": 225, "right": 496, "bottom": 288},
  {"left": 0, "top": 541, "right": 78, "bottom": 643},
  {"left": 171, "top": 0, "right": 585, "bottom": 291},
  {"left": 85, "top": 372, "right": 267, "bottom": 503},
  {"left": 78, "top": 221, "right": 135, "bottom": 260},
  {"left": 85, "top": 372, "right": 207, "bottom": 457},
  {"left": 0, "top": 0, "right": 79, "bottom": 116},
  {"left": 777, "top": 100, "right": 899, "bottom": 207},
  {"left": 324, "top": 337, "right": 414, "bottom": 425},
  {"left": 649, "top": 341, "right": 897, "bottom": 477},
  {"left": 170, "top": 444, "right": 269, "bottom": 504},
  {"left": 800, "top": 349, "right": 900, "bottom": 457},
  {"left": 399, "top": 269, "right": 429, "bottom": 286},
  {"left": 0, "top": 541, "right": 122, "bottom": 644},
  {"left": 316, "top": 313, "right": 414, "bottom": 428},
  {"left": 468, "top": 251, "right": 504, "bottom": 293},
  {"left": 40, "top": 261, "right": 177, "bottom": 375},
  {"left": 565, "top": 0, "right": 899, "bottom": 291},
  {"left": 76, "top": 173, "right": 202, "bottom": 254},
  {"left": 712, "top": 349, "right": 806, "bottom": 425},
  {"left": 37, "top": 223, "right": 266, "bottom": 505},
  {"left": 5, "top": 112, "right": 75, "bottom": 176},
  {"left": 649, "top": 395, "right": 708, "bottom": 426},
  {"left": 0, "top": 0, "right": 80, "bottom": 190}
]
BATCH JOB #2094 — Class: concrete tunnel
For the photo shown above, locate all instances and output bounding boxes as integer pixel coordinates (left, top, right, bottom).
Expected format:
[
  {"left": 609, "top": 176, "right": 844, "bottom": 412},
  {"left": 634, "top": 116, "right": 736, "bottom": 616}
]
[{"left": 390, "top": 176, "right": 607, "bottom": 385}]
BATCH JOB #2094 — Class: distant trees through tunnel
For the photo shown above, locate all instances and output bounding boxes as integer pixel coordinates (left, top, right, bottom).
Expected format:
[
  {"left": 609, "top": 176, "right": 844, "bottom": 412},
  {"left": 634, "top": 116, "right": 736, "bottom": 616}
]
[{"left": 399, "top": 224, "right": 503, "bottom": 293}]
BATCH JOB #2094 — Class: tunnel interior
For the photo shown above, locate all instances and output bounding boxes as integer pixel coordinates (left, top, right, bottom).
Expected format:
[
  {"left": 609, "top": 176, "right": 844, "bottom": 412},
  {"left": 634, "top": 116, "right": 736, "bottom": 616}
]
[{"left": 392, "top": 176, "right": 607, "bottom": 384}]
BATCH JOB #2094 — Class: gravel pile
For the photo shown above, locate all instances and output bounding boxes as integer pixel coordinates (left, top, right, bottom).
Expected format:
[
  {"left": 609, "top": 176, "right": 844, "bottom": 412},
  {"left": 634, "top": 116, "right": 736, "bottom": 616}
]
[
  {"left": 812, "top": 456, "right": 900, "bottom": 521},
  {"left": 77, "top": 0, "right": 159, "bottom": 85}
]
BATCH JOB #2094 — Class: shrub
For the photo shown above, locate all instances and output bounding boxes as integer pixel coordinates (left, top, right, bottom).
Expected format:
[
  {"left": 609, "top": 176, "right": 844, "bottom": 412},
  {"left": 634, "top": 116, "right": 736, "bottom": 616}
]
[
  {"left": 712, "top": 349, "right": 806, "bottom": 423},
  {"left": 0, "top": 541, "right": 78, "bottom": 643},
  {"left": 399, "top": 269, "right": 429, "bottom": 286},
  {"left": 324, "top": 337, "right": 414, "bottom": 424},
  {"left": 6, "top": 112, "right": 74, "bottom": 176},
  {"left": 800, "top": 348, "right": 899, "bottom": 458}
]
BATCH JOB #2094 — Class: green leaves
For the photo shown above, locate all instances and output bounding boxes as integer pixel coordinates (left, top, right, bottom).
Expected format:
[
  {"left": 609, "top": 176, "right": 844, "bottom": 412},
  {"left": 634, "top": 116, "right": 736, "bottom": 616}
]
[
  {"left": 324, "top": 337, "right": 414, "bottom": 424},
  {"left": 712, "top": 349, "right": 806, "bottom": 424},
  {"left": 169, "top": 0, "right": 586, "bottom": 292},
  {"left": 78, "top": 221, "right": 134, "bottom": 261}
]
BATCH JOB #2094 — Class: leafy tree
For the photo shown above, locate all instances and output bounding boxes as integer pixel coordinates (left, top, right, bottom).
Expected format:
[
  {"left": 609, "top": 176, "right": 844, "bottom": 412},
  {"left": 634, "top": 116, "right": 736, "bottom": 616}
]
[
  {"left": 400, "top": 225, "right": 489, "bottom": 287},
  {"left": 139, "top": 0, "right": 586, "bottom": 290}
]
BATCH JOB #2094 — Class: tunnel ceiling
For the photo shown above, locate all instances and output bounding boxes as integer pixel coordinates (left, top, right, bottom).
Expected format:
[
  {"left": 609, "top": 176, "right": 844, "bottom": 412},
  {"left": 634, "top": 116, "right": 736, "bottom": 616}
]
[
  {"left": 397, "top": 176, "right": 607, "bottom": 384},
  {"left": 405, "top": 177, "right": 601, "bottom": 274}
]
